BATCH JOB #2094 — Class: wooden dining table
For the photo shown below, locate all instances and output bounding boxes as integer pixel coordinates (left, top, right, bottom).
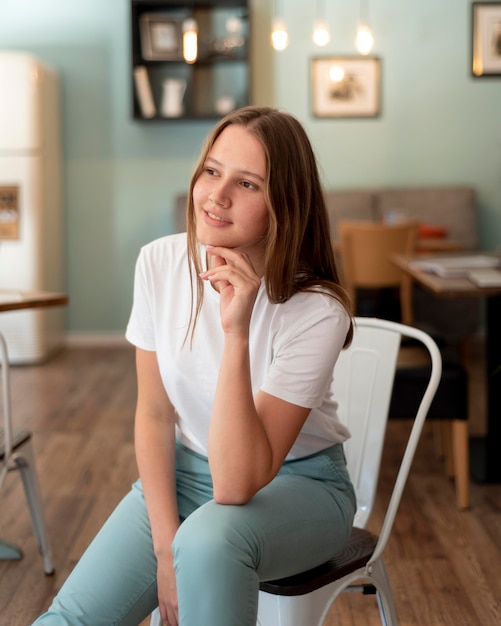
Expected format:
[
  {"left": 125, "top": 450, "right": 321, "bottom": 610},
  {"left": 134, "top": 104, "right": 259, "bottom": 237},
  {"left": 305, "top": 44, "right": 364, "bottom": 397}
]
[
  {"left": 392, "top": 252, "right": 501, "bottom": 483},
  {"left": 0, "top": 289, "right": 68, "bottom": 561},
  {"left": 0, "top": 289, "right": 68, "bottom": 313}
]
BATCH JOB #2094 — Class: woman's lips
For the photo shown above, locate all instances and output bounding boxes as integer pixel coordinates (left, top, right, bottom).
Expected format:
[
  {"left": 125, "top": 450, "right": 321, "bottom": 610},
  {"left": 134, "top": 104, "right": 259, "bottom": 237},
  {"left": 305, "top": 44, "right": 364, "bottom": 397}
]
[{"left": 204, "top": 209, "right": 231, "bottom": 225}]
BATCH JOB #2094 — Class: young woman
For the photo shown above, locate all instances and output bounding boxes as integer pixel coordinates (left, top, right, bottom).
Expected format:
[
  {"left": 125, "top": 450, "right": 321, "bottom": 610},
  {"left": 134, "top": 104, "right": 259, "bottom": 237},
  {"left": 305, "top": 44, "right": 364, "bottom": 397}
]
[{"left": 33, "top": 106, "right": 356, "bottom": 626}]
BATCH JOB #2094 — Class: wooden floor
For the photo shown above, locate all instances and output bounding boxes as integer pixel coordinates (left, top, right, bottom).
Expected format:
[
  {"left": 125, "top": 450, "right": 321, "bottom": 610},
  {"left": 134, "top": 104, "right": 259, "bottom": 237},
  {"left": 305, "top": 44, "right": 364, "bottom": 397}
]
[{"left": 0, "top": 345, "right": 500, "bottom": 625}]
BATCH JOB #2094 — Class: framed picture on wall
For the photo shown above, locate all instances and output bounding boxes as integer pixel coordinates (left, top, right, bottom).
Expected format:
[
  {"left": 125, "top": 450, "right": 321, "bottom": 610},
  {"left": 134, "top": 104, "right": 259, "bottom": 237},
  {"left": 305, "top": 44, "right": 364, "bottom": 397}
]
[
  {"left": 140, "top": 13, "right": 183, "bottom": 61},
  {"left": 0, "top": 186, "right": 20, "bottom": 240},
  {"left": 472, "top": 2, "right": 501, "bottom": 77},
  {"left": 311, "top": 56, "right": 381, "bottom": 118}
]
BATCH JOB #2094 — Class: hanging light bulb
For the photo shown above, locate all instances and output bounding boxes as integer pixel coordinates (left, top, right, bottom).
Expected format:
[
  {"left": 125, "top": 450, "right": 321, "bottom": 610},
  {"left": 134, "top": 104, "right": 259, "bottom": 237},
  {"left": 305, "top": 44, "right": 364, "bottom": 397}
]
[
  {"left": 271, "top": 0, "right": 288, "bottom": 51},
  {"left": 182, "top": 18, "right": 198, "bottom": 64},
  {"left": 312, "top": 0, "right": 330, "bottom": 47},
  {"left": 355, "top": 24, "right": 374, "bottom": 55},
  {"left": 271, "top": 20, "right": 289, "bottom": 50},
  {"left": 355, "top": 0, "right": 374, "bottom": 55},
  {"left": 271, "top": 19, "right": 289, "bottom": 50},
  {"left": 313, "top": 20, "right": 330, "bottom": 46}
]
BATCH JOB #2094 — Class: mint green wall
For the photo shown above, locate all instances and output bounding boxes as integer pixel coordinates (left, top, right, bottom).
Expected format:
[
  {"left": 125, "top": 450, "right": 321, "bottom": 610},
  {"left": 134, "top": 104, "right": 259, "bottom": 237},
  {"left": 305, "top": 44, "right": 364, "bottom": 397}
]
[{"left": 1, "top": 0, "right": 500, "bottom": 334}]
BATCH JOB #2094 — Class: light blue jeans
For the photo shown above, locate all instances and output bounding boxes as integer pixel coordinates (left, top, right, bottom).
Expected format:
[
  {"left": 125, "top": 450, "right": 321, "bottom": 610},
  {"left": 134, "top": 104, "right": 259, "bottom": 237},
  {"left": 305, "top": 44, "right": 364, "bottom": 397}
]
[{"left": 32, "top": 442, "right": 356, "bottom": 626}]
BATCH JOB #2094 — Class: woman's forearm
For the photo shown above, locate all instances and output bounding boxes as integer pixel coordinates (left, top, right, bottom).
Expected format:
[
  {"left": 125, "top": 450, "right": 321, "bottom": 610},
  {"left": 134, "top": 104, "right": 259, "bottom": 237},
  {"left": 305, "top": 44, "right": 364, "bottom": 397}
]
[
  {"left": 203, "top": 248, "right": 311, "bottom": 504},
  {"left": 136, "top": 425, "right": 179, "bottom": 550},
  {"left": 134, "top": 349, "right": 180, "bottom": 555},
  {"left": 208, "top": 333, "right": 273, "bottom": 504},
  {"left": 135, "top": 413, "right": 180, "bottom": 557}
]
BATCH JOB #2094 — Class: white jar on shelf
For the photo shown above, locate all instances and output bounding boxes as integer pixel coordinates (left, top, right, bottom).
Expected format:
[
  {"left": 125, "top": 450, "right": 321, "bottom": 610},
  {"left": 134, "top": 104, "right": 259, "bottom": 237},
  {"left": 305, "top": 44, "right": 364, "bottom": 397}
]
[{"left": 161, "top": 78, "right": 187, "bottom": 118}]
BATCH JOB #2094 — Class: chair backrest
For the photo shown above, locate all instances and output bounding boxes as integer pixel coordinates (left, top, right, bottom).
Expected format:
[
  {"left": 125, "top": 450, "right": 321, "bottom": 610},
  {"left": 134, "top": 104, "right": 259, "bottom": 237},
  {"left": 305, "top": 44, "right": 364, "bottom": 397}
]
[
  {"left": 337, "top": 220, "right": 418, "bottom": 290},
  {"left": 332, "top": 317, "right": 441, "bottom": 531},
  {"left": 0, "top": 332, "right": 13, "bottom": 486}
]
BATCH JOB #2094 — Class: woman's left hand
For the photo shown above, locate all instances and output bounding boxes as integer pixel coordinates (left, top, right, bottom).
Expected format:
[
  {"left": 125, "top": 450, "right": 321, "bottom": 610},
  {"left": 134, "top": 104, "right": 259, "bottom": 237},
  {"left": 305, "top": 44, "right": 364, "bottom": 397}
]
[{"left": 201, "top": 247, "right": 261, "bottom": 334}]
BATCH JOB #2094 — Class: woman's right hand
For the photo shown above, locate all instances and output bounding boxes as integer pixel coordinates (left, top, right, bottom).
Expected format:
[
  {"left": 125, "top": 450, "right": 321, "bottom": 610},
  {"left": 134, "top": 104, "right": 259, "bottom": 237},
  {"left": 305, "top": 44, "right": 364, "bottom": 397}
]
[
  {"left": 156, "top": 552, "right": 179, "bottom": 626},
  {"left": 202, "top": 246, "right": 261, "bottom": 335}
]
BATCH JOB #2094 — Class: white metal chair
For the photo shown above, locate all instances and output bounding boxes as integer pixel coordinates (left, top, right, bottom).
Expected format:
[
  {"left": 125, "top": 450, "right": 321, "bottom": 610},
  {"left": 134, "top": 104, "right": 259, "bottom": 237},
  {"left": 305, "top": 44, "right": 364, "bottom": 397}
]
[
  {"left": 150, "top": 317, "right": 441, "bottom": 626},
  {"left": 0, "top": 331, "right": 54, "bottom": 574}
]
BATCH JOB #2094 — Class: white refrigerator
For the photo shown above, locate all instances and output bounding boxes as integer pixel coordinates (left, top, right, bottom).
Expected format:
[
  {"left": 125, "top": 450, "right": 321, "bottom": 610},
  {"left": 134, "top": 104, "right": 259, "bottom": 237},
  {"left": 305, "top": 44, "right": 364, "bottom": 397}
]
[{"left": 0, "top": 51, "right": 64, "bottom": 363}]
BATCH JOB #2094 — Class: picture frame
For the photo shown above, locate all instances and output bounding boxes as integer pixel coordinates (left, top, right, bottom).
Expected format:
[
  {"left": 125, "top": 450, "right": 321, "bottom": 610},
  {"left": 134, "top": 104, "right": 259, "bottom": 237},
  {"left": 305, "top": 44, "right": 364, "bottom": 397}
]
[
  {"left": 140, "top": 13, "right": 183, "bottom": 61},
  {"left": 311, "top": 56, "right": 381, "bottom": 118},
  {"left": 0, "top": 186, "right": 20, "bottom": 240},
  {"left": 472, "top": 2, "right": 501, "bottom": 77}
]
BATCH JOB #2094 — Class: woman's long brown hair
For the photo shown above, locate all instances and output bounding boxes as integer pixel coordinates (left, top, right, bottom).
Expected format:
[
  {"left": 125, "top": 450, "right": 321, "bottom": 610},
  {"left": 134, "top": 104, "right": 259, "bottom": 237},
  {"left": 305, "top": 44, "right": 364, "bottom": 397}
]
[{"left": 185, "top": 106, "right": 353, "bottom": 347}]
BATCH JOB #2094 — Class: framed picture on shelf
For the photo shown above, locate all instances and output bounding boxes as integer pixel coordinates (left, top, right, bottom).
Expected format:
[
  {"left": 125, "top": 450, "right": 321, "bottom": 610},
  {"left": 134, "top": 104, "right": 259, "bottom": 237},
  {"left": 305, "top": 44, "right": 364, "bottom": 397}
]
[
  {"left": 140, "top": 13, "right": 183, "bottom": 61},
  {"left": 311, "top": 56, "right": 381, "bottom": 118},
  {"left": 472, "top": 2, "right": 501, "bottom": 77}
]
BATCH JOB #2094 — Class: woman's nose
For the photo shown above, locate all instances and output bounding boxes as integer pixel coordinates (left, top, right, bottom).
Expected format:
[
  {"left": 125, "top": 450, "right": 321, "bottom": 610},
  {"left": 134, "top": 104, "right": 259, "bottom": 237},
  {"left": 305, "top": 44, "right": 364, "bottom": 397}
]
[{"left": 209, "top": 182, "right": 231, "bottom": 208}]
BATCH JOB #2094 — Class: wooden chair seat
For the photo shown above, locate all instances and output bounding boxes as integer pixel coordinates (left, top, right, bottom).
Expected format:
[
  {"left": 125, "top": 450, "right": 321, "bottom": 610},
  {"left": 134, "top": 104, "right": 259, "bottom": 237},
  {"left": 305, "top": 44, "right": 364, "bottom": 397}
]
[{"left": 260, "top": 527, "right": 378, "bottom": 596}]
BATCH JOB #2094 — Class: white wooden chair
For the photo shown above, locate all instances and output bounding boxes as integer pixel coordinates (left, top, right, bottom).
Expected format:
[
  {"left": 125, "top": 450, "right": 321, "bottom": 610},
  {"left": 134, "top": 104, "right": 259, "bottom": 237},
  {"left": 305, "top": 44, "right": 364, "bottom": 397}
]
[
  {"left": 150, "top": 318, "right": 441, "bottom": 626},
  {"left": 0, "top": 332, "right": 54, "bottom": 574}
]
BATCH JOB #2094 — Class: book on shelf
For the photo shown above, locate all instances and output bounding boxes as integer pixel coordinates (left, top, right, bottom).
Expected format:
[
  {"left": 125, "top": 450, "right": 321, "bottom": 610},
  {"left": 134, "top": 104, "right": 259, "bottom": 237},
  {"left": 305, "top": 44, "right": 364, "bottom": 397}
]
[
  {"left": 134, "top": 66, "right": 155, "bottom": 118},
  {"left": 409, "top": 254, "right": 501, "bottom": 278}
]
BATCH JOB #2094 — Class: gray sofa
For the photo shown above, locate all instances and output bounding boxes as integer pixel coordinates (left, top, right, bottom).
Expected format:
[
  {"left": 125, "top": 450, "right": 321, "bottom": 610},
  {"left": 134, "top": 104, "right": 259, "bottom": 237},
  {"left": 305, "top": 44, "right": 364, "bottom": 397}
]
[{"left": 324, "top": 186, "right": 477, "bottom": 250}]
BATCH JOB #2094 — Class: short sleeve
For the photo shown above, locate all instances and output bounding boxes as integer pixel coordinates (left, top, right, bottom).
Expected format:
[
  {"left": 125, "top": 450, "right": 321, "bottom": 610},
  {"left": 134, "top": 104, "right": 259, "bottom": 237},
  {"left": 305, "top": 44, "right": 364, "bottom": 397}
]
[
  {"left": 261, "top": 298, "right": 349, "bottom": 408},
  {"left": 125, "top": 248, "right": 156, "bottom": 351}
]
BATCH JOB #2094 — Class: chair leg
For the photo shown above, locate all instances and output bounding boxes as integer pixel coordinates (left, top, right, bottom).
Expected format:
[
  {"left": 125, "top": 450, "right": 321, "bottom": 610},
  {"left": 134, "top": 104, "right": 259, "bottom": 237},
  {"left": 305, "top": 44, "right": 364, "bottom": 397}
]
[
  {"left": 371, "top": 559, "right": 399, "bottom": 626},
  {"left": 452, "top": 420, "right": 470, "bottom": 510},
  {"left": 432, "top": 422, "right": 454, "bottom": 476},
  {"left": 432, "top": 420, "right": 470, "bottom": 510},
  {"left": 14, "top": 441, "right": 55, "bottom": 575}
]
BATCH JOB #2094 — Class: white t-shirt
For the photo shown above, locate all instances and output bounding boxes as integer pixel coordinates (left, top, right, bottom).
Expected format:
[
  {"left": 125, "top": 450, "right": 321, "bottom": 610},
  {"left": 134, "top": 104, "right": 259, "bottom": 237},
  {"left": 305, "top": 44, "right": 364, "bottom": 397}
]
[{"left": 126, "top": 233, "right": 351, "bottom": 459}]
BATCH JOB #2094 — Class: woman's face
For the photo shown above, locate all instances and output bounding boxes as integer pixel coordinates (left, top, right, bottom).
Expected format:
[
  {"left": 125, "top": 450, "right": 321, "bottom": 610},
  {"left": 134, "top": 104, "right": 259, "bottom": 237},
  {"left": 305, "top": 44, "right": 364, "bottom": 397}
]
[{"left": 193, "top": 124, "right": 269, "bottom": 271}]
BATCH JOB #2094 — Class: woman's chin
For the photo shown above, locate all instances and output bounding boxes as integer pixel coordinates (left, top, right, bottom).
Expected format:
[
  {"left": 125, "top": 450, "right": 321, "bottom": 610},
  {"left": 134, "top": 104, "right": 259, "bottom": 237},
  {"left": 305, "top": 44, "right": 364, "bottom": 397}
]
[
  {"left": 197, "top": 236, "right": 216, "bottom": 247},
  {"left": 196, "top": 225, "right": 213, "bottom": 246},
  {"left": 196, "top": 228, "right": 223, "bottom": 248}
]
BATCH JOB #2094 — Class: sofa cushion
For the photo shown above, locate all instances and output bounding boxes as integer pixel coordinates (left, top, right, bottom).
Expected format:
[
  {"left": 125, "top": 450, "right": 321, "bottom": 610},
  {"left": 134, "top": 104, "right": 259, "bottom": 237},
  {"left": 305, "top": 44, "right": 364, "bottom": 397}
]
[
  {"left": 376, "top": 187, "right": 477, "bottom": 250},
  {"left": 324, "top": 190, "right": 376, "bottom": 240}
]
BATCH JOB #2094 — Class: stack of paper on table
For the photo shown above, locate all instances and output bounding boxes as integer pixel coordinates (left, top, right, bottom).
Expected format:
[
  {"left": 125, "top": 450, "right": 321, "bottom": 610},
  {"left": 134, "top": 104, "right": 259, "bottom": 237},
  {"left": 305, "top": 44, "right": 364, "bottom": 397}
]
[
  {"left": 467, "top": 269, "right": 501, "bottom": 287},
  {"left": 409, "top": 255, "right": 501, "bottom": 278}
]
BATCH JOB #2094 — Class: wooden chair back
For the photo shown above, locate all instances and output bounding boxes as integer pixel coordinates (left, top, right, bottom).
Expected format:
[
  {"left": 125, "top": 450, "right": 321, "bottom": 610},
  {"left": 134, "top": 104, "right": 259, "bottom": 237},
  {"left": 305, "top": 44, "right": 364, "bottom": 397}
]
[{"left": 337, "top": 220, "right": 418, "bottom": 324}]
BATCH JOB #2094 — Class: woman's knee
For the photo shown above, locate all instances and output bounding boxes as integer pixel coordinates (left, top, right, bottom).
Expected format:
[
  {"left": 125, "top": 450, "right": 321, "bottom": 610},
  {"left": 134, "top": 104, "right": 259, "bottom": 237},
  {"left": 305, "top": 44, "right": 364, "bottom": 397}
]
[{"left": 172, "top": 501, "right": 258, "bottom": 572}]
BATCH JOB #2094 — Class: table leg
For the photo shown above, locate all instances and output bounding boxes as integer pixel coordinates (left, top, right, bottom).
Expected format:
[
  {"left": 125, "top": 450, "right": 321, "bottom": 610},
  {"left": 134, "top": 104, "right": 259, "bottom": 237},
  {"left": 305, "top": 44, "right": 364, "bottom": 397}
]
[
  {"left": 470, "top": 294, "right": 501, "bottom": 483},
  {"left": 0, "top": 332, "right": 25, "bottom": 561}
]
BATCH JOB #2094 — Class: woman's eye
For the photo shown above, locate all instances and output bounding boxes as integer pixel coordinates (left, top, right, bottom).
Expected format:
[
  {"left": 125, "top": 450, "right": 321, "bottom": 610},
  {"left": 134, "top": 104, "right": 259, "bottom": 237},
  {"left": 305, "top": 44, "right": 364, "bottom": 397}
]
[
  {"left": 241, "top": 180, "right": 257, "bottom": 190},
  {"left": 205, "top": 167, "right": 217, "bottom": 176}
]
